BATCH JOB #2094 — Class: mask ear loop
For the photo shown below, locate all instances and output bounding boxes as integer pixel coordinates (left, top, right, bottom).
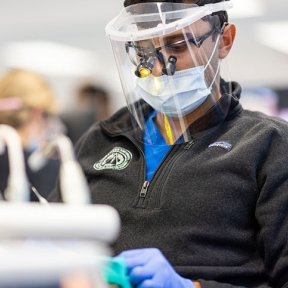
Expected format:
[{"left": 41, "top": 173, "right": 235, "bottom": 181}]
[
  {"left": 204, "top": 33, "right": 220, "bottom": 71},
  {"left": 206, "top": 36, "right": 221, "bottom": 91},
  {"left": 202, "top": 30, "right": 224, "bottom": 92},
  {"left": 205, "top": 22, "right": 228, "bottom": 90}
]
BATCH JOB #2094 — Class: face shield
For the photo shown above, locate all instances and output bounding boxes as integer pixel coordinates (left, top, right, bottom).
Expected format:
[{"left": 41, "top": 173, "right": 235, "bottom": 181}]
[{"left": 105, "top": 1, "right": 233, "bottom": 145}]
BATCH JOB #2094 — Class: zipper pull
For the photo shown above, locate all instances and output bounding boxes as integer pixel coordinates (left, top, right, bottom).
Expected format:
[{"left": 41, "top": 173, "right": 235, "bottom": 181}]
[{"left": 140, "top": 181, "right": 150, "bottom": 198}]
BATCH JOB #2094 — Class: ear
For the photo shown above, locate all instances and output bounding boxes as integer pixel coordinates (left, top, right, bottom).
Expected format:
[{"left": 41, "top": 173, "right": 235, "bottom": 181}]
[{"left": 218, "top": 24, "right": 236, "bottom": 59}]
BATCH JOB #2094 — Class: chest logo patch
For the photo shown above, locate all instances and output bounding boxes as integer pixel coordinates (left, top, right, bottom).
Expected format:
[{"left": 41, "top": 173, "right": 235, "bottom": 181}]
[
  {"left": 93, "top": 147, "right": 132, "bottom": 171},
  {"left": 208, "top": 141, "right": 232, "bottom": 151}
]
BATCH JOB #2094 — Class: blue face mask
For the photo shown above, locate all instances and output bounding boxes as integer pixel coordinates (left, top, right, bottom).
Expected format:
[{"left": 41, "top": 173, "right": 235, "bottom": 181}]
[{"left": 136, "top": 35, "right": 220, "bottom": 117}]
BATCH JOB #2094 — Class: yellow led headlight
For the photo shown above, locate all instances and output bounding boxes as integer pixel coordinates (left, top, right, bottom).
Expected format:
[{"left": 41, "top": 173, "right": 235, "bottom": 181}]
[
  {"left": 138, "top": 67, "right": 152, "bottom": 78},
  {"left": 135, "top": 56, "right": 155, "bottom": 78}
]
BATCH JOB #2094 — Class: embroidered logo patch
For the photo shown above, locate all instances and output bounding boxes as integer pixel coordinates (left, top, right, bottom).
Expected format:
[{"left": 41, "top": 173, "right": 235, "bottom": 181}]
[
  {"left": 93, "top": 147, "right": 132, "bottom": 171},
  {"left": 208, "top": 141, "right": 232, "bottom": 151}
]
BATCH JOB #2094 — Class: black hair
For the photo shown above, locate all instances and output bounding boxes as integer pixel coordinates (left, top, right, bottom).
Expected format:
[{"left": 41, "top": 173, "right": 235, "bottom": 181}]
[
  {"left": 123, "top": 0, "right": 229, "bottom": 28},
  {"left": 78, "top": 84, "right": 110, "bottom": 104}
]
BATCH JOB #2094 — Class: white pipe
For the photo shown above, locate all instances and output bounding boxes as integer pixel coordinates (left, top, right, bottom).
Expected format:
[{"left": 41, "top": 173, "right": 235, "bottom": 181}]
[
  {"left": 0, "top": 203, "right": 120, "bottom": 242},
  {"left": 0, "top": 125, "right": 30, "bottom": 202}
]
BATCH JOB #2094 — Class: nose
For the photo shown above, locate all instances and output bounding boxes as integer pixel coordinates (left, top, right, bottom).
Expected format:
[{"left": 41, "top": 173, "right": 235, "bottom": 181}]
[{"left": 151, "top": 58, "right": 163, "bottom": 77}]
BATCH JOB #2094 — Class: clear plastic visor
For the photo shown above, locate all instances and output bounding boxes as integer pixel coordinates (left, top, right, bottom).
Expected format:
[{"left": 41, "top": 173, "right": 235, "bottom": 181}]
[{"left": 106, "top": 2, "right": 233, "bottom": 146}]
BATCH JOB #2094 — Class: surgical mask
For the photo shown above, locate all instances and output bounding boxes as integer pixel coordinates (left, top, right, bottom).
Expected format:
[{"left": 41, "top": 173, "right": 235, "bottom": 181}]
[{"left": 136, "top": 35, "right": 220, "bottom": 117}]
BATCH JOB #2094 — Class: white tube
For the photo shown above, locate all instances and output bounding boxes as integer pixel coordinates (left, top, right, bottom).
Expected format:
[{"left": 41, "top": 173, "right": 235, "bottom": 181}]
[{"left": 0, "top": 203, "right": 121, "bottom": 243}]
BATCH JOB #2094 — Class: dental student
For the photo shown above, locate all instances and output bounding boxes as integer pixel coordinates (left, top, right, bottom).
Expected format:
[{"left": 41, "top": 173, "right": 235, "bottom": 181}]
[{"left": 50, "top": 0, "right": 288, "bottom": 287}]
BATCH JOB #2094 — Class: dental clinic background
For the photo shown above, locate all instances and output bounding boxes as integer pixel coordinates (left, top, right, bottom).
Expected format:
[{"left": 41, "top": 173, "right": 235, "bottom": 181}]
[{"left": 0, "top": 0, "right": 287, "bottom": 120}]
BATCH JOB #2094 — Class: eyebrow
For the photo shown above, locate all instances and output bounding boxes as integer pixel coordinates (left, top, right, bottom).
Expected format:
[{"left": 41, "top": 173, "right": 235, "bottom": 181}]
[
  {"left": 162, "top": 34, "right": 184, "bottom": 44},
  {"left": 161, "top": 32, "right": 198, "bottom": 45}
]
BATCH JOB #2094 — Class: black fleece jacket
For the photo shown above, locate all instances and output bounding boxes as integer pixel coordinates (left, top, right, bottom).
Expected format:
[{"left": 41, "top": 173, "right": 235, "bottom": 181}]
[{"left": 50, "top": 81, "right": 288, "bottom": 288}]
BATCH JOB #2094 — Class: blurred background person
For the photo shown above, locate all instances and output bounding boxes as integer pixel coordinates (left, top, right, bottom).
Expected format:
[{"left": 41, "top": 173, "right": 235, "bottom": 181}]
[
  {"left": 77, "top": 83, "right": 111, "bottom": 121},
  {"left": 0, "top": 69, "right": 64, "bottom": 201},
  {"left": 240, "top": 86, "right": 280, "bottom": 117},
  {"left": 60, "top": 83, "right": 112, "bottom": 144}
]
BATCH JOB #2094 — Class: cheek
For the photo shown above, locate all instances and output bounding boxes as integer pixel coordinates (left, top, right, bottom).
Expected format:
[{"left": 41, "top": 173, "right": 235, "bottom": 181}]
[
  {"left": 175, "top": 52, "right": 206, "bottom": 70},
  {"left": 176, "top": 61, "right": 193, "bottom": 70}
]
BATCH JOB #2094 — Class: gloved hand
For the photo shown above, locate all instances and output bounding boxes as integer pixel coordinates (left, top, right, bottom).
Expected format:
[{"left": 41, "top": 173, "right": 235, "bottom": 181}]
[{"left": 116, "top": 248, "right": 194, "bottom": 288}]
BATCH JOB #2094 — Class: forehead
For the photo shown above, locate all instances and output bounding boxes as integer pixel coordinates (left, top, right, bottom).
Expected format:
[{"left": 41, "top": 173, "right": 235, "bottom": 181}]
[{"left": 136, "top": 18, "right": 211, "bottom": 45}]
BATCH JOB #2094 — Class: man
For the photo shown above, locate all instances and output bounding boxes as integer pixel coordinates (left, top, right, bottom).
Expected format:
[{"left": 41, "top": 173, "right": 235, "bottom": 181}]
[{"left": 50, "top": 0, "right": 288, "bottom": 287}]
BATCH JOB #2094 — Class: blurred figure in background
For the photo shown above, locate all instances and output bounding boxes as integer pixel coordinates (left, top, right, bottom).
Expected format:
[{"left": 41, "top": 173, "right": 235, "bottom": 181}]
[
  {"left": 77, "top": 83, "right": 111, "bottom": 121},
  {"left": 240, "top": 86, "right": 279, "bottom": 117},
  {"left": 0, "top": 69, "right": 64, "bottom": 200},
  {"left": 60, "top": 83, "right": 111, "bottom": 144}
]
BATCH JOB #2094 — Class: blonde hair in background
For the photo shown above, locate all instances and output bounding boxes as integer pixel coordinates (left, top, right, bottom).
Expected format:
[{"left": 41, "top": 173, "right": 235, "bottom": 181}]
[{"left": 0, "top": 69, "right": 58, "bottom": 128}]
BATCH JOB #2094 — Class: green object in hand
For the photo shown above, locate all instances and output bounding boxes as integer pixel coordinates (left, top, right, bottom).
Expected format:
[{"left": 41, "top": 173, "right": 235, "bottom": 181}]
[{"left": 102, "top": 257, "right": 132, "bottom": 288}]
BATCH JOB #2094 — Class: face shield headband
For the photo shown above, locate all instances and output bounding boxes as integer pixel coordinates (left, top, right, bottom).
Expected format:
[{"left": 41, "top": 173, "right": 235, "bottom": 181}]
[{"left": 105, "top": 1, "right": 233, "bottom": 41}]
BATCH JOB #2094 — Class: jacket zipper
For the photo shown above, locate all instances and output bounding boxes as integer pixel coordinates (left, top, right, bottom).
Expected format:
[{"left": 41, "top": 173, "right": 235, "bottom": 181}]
[
  {"left": 137, "top": 180, "right": 150, "bottom": 208},
  {"left": 140, "top": 180, "right": 150, "bottom": 198},
  {"left": 153, "top": 140, "right": 195, "bottom": 208},
  {"left": 110, "top": 133, "right": 149, "bottom": 207},
  {"left": 99, "top": 130, "right": 148, "bottom": 207},
  {"left": 137, "top": 140, "right": 195, "bottom": 208},
  {"left": 101, "top": 125, "right": 195, "bottom": 208}
]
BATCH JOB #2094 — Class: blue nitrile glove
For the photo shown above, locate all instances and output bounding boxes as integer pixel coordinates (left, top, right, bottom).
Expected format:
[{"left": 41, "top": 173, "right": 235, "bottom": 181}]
[{"left": 116, "top": 248, "right": 194, "bottom": 288}]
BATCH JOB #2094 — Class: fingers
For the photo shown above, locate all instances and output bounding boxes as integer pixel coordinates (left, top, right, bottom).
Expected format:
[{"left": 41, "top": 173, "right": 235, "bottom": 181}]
[
  {"left": 137, "top": 274, "right": 166, "bottom": 288},
  {"left": 129, "top": 265, "right": 155, "bottom": 285},
  {"left": 116, "top": 248, "right": 176, "bottom": 288},
  {"left": 118, "top": 248, "right": 162, "bottom": 272},
  {"left": 137, "top": 279, "right": 157, "bottom": 288}
]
